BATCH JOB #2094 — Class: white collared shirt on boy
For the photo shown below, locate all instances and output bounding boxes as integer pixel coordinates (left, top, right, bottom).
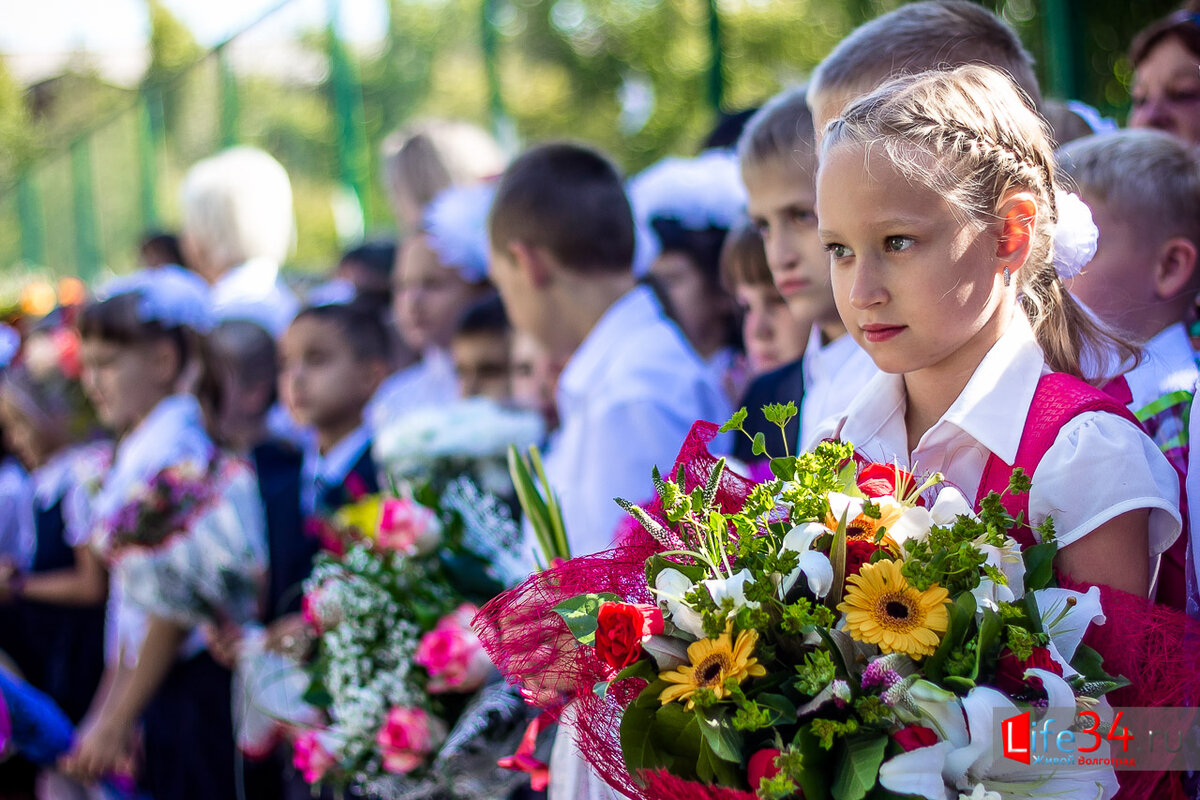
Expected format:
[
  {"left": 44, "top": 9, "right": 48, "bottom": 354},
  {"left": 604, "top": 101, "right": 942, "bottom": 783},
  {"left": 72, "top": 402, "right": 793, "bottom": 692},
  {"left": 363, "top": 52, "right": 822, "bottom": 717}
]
[
  {"left": 1123, "top": 322, "right": 1198, "bottom": 459},
  {"left": 800, "top": 323, "right": 879, "bottom": 448},
  {"left": 808, "top": 313, "right": 1181, "bottom": 593},
  {"left": 211, "top": 257, "right": 300, "bottom": 338},
  {"left": 365, "top": 348, "right": 459, "bottom": 435},
  {"left": 301, "top": 424, "right": 372, "bottom": 515},
  {"left": 541, "top": 285, "right": 731, "bottom": 558},
  {"left": 544, "top": 285, "right": 729, "bottom": 800}
]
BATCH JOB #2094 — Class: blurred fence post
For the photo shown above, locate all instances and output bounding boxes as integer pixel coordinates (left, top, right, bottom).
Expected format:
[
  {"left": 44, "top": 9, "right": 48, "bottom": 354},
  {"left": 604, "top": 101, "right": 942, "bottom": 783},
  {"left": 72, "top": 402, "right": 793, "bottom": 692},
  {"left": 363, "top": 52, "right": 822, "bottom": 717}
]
[
  {"left": 70, "top": 139, "right": 100, "bottom": 281},
  {"left": 481, "top": 0, "right": 506, "bottom": 138},
  {"left": 15, "top": 174, "right": 44, "bottom": 269},
  {"left": 140, "top": 89, "right": 165, "bottom": 230},
  {"left": 706, "top": 0, "right": 725, "bottom": 113},
  {"left": 218, "top": 46, "right": 239, "bottom": 148},
  {"left": 1043, "top": 0, "right": 1079, "bottom": 99},
  {"left": 327, "top": 0, "right": 370, "bottom": 235}
]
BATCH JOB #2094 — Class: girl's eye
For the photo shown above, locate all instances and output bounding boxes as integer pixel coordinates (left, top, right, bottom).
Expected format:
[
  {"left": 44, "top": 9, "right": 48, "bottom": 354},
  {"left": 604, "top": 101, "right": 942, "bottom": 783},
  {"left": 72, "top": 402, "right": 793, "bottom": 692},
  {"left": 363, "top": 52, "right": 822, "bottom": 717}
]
[
  {"left": 884, "top": 236, "right": 914, "bottom": 253},
  {"left": 824, "top": 243, "right": 852, "bottom": 259}
]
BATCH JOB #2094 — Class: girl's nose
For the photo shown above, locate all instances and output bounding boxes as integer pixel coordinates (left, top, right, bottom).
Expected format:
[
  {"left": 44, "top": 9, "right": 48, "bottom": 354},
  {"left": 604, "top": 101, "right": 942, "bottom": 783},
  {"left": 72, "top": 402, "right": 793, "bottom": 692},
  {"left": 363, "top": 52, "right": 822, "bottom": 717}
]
[{"left": 847, "top": 262, "right": 887, "bottom": 311}]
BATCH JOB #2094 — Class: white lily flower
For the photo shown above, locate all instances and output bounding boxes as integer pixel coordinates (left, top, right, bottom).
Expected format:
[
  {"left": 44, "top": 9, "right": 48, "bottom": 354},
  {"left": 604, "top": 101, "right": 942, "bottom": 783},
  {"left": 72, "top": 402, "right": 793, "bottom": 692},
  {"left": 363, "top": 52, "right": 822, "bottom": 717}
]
[
  {"left": 703, "top": 568, "right": 760, "bottom": 613},
  {"left": 887, "top": 506, "right": 934, "bottom": 547},
  {"left": 642, "top": 634, "right": 690, "bottom": 670},
  {"left": 891, "top": 679, "right": 969, "bottom": 745},
  {"left": 930, "top": 486, "right": 978, "bottom": 525},
  {"left": 779, "top": 522, "right": 834, "bottom": 598},
  {"left": 878, "top": 741, "right": 955, "bottom": 800},
  {"left": 653, "top": 568, "right": 706, "bottom": 638},
  {"left": 959, "top": 785, "right": 1002, "bottom": 800},
  {"left": 1031, "top": 586, "right": 1105, "bottom": 664},
  {"left": 826, "top": 492, "right": 865, "bottom": 524}
]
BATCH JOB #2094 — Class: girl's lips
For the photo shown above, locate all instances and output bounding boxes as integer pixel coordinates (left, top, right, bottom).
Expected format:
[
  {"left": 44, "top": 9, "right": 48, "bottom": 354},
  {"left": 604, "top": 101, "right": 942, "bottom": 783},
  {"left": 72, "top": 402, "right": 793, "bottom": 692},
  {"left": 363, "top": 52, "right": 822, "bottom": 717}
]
[{"left": 860, "top": 324, "right": 906, "bottom": 343}]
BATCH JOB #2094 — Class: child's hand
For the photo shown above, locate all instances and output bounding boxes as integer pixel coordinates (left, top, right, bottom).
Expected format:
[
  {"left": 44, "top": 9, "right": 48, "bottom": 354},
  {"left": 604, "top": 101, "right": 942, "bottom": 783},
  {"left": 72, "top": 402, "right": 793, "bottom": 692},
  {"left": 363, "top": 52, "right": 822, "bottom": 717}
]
[
  {"left": 0, "top": 560, "right": 19, "bottom": 604},
  {"left": 59, "top": 715, "right": 134, "bottom": 785},
  {"left": 205, "top": 622, "right": 246, "bottom": 669},
  {"left": 265, "top": 613, "right": 313, "bottom": 659}
]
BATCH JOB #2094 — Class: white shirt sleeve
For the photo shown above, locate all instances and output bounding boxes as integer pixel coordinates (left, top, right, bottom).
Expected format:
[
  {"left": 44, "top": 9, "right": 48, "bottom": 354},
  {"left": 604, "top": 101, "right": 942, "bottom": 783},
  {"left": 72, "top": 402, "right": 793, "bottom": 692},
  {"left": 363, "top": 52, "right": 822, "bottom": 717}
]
[
  {"left": 1030, "top": 410, "right": 1181, "bottom": 559},
  {"left": 557, "top": 399, "right": 701, "bottom": 557}
]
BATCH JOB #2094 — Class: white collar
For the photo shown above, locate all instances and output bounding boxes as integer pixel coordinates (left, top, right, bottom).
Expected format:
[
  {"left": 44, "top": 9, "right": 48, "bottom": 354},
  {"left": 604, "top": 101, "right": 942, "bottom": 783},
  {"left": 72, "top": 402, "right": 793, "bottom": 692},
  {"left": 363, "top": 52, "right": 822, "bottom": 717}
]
[
  {"left": 93, "top": 395, "right": 213, "bottom": 523},
  {"left": 839, "top": 312, "right": 1043, "bottom": 466},
  {"left": 803, "top": 325, "right": 859, "bottom": 380},
  {"left": 33, "top": 449, "right": 83, "bottom": 510},
  {"left": 1125, "top": 322, "right": 1198, "bottom": 408},
  {"left": 305, "top": 424, "right": 371, "bottom": 489},
  {"left": 213, "top": 258, "right": 280, "bottom": 297},
  {"left": 557, "top": 286, "right": 662, "bottom": 408}
]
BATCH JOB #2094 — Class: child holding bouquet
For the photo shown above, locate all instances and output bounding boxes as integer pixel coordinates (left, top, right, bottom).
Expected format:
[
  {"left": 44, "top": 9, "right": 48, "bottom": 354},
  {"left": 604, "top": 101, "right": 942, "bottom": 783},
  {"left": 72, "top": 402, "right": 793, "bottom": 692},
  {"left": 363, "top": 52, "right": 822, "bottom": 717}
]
[
  {"left": 60, "top": 267, "right": 267, "bottom": 800},
  {"left": 808, "top": 65, "right": 1179, "bottom": 597}
]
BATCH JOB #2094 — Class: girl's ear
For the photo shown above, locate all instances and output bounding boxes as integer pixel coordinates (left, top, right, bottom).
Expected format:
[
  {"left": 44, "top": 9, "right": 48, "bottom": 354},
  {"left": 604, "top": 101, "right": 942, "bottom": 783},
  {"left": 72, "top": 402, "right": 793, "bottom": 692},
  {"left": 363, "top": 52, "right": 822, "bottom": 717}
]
[
  {"left": 994, "top": 192, "right": 1039, "bottom": 272},
  {"left": 148, "top": 337, "right": 184, "bottom": 389}
]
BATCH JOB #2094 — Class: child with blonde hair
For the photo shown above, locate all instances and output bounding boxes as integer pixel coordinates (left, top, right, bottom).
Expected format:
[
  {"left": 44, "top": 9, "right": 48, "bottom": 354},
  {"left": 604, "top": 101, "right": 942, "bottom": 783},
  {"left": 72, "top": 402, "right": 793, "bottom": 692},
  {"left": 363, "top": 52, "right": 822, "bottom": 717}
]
[
  {"left": 812, "top": 65, "right": 1172, "bottom": 596},
  {"left": 812, "top": 67, "right": 1191, "bottom": 798}
]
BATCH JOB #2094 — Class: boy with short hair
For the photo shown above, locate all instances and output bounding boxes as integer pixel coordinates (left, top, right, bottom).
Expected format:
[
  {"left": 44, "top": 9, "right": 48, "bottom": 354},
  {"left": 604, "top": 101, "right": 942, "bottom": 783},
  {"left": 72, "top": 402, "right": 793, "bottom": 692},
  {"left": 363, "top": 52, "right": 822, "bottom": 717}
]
[
  {"left": 489, "top": 141, "right": 729, "bottom": 800},
  {"left": 489, "top": 142, "right": 730, "bottom": 556},
  {"left": 807, "top": 0, "right": 1041, "bottom": 133},
  {"left": 281, "top": 303, "right": 389, "bottom": 516},
  {"left": 1056, "top": 129, "right": 1200, "bottom": 609},
  {"left": 737, "top": 86, "right": 877, "bottom": 448},
  {"left": 451, "top": 295, "right": 512, "bottom": 403}
]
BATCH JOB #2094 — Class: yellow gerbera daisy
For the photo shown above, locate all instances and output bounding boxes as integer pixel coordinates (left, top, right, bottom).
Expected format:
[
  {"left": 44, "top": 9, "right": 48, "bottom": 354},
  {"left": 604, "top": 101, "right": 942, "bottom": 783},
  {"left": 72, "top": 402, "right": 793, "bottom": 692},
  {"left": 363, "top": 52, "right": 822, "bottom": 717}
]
[
  {"left": 659, "top": 625, "right": 767, "bottom": 710},
  {"left": 333, "top": 495, "right": 382, "bottom": 538},
  {"left": 837, "top": 559, "right": 949, "bottom": 658}
]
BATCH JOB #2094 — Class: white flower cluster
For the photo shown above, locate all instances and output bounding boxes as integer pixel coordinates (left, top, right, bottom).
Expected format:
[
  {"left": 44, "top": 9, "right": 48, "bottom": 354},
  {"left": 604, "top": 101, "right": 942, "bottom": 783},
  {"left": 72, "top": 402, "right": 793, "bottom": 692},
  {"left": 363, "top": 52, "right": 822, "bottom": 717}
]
[
  {"left": 373, "top": 397, "right": 544, "bottom": 481},
  {"left": 439, "top": 478, "right": 526, "bottom": 587},
  {"left": 308, "top": 551, "right": 422, "bottom": 771}
]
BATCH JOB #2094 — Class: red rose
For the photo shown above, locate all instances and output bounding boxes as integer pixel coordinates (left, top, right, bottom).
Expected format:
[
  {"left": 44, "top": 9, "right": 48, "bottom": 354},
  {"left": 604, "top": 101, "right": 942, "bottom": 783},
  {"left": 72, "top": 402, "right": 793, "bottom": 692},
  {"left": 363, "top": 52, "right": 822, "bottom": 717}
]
[
  {"left": 747, "top": 749, "right": 784, "bottom": 792},
  {"left": 594, "top": 602, "right": 664, "bottom": 672},
  {"left": 894, "top": 725, "right": 939, "bottom": 752},
  {"left": 994, "top": 646, "right": 1064, "bottom": 697},
  {"left": 857, "top": 463, "right": 921, "bottom": 504},
  {"left": 845, "top": 539, "right": 885, "bottom": 578}
]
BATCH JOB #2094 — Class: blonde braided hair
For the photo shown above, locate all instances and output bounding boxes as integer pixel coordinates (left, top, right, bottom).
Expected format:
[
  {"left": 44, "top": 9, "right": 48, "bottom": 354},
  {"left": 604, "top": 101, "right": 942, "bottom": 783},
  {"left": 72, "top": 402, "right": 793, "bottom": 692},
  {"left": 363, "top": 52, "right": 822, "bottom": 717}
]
[{"left": 821, "top": 65, "right": 1136, "bottom": 380}]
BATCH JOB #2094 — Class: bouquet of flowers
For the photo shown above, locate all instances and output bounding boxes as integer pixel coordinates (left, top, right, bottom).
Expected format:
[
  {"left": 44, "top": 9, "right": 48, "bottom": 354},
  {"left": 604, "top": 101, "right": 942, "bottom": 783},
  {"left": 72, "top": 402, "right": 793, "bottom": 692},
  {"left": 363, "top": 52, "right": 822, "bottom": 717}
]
[
  {"left": 291, "top": 400, "right": 545, "bottom": 798},
  {"left": 476, "top": 406, "right": 1131, "bottom": 800},
  {"left": 96, "top": 455, "right": 266, "bottom": 629}
]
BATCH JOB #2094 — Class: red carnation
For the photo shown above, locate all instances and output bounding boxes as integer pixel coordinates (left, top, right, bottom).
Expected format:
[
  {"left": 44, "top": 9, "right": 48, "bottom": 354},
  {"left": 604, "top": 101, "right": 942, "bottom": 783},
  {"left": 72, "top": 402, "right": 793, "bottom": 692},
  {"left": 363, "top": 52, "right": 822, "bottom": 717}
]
[
  {"left": 857, "top": 463, "right": 921, "bottom": 504},
  {"left": 994, "top": 646, "right": 1063, "bottom": 698},
  {"left": 845, "top": 539, "right": 886, "bottom": 578},
  {"left": 748, "top": 749, "right": 791, "bottom": 792},
  {"left": 894, "top": 724, "right": 939, "bottom": 752},
  {"left": 594, "top": 602, "right": 663, "bottom": 672}
]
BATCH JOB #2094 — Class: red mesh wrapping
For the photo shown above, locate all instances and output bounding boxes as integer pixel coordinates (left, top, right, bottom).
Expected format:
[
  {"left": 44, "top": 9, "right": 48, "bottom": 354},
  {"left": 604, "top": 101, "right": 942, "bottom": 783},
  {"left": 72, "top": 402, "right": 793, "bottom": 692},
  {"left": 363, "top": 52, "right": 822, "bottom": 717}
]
[
  {"left": 475, "top": 422, "right": 761, "bottom": 798},
  {"left": 638, "top": 770, "right": 756, "bottom": 800}
]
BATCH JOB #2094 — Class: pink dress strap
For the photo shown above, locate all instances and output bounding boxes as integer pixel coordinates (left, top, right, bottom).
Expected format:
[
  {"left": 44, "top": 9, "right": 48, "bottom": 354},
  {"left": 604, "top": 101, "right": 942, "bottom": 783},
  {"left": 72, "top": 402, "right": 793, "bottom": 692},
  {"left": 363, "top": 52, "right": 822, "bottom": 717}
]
[{"left": 974, "top": 372, "right": 1140, "bottom": 549}]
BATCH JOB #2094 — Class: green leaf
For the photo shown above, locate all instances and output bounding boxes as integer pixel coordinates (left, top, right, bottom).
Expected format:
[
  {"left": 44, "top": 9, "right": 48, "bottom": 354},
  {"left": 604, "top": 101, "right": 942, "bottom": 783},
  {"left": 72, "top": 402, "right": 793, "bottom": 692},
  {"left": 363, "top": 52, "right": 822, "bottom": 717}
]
[
  {"left": 719, "top": 407, "right": 749, "bottom": 434},
  {"left": 1022, "top": 542, "right": 1057, "bottom": 591},
  {"left": 831, "top": 735, "right": 888, "bottom": 800},
  {"left": 752, "top": 432, "right": 767, "bottom": 456},
  {"left": 703, "top": 458, "right": 725, "bottom": 509},
  {"left": 926, "top": 592, "right": 976, "bottom": 682},
  {"left": 613, "top": 658, "right": 658, "bottom": 685},
  {"left": 621, "top": 689, "right": 664, "bottom": 775},
  {"left": 696, "top": 736, "right": 744, "bottom": 786},
  {"left": 769, "top": 456, "right": 798, "bottom": 481},
  {"left": 695, "top": 706, "right": 744, "bottom": 763},
  {"left": 553, "top": 592, "right": 622, "bottom": 646},
  {"left": 756, "top": 692, "right": 798, "bottom": 726},
  {"left": 302, "top": 676, "right": 333, "bottom": 709},
  {"left": 792, "top": 726, "right": 832, "bottom": 800},
  {"left": 645, "top": 553, "right": 707, "bottom": 588},
  {"left": 971, "top": 608, "right": 1003, "bottom": 680},
  {"left": 827, "top": 509, "right": 849, "bottom": 609}
]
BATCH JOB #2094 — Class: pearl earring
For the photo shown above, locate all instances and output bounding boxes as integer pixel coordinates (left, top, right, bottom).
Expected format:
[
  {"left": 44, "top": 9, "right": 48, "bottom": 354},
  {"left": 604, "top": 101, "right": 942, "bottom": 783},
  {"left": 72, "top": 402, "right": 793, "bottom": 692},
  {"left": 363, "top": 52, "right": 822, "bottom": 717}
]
[{"left": 1002, "top": 266, "right": 1011, "bottom": 287}]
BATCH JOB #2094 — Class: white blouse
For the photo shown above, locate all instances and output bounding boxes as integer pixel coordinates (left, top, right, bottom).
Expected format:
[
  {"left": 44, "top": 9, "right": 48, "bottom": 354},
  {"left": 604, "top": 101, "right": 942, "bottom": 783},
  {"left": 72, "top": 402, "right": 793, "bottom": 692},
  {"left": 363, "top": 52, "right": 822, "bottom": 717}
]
[
  {"left": 800, "top": 324, "right": 879, "bottom": 449},
  {"left": 808, "top": 314, "right": 1181, "bottom": 570}
]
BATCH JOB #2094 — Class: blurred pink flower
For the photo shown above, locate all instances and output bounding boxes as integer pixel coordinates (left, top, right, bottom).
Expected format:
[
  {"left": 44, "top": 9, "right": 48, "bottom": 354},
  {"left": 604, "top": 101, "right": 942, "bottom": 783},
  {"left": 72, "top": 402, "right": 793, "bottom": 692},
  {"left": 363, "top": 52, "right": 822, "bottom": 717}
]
[
  {"left": 376, "top": 706, "right": 445, "bottom": 774},
  {"left": 293, "top": 730, "right": 336, "bottom": 784},
  {"left": 376, "top": 498, "right": 441, "bottom": 555},
  {"left": 415, "top": 604, "right": 493, "bottom": 693}
]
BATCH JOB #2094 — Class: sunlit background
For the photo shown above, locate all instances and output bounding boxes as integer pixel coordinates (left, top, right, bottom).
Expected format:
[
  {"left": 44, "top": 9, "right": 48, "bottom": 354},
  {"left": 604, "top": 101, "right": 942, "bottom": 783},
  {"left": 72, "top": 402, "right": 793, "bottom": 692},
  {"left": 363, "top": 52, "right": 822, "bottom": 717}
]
[{"left": 0, "top": 0, "right": 1178, "bottom": 313}]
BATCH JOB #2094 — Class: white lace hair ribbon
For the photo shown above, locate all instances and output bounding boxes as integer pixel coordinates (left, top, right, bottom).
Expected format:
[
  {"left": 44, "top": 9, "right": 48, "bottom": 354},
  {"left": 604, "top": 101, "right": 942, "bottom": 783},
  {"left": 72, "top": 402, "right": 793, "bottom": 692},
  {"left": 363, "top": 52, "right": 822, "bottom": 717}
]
[
  {"left": 99, "top": 265, "right": 215, "bottom": 333},
  {"left": 1051, "top": 190, "right": 1098, "bottom": 280}
]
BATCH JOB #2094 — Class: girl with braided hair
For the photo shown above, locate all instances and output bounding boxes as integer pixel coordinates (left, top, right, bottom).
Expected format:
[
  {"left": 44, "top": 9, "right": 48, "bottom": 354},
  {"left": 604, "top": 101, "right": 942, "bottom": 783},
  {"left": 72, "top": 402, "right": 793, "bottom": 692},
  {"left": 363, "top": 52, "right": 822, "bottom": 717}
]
[
  {"left": 810, "top": 63, "right": 1175, "bottom": 597},
  {"left": 810, "top": 65, "right": 1199, "bottom": 799}
]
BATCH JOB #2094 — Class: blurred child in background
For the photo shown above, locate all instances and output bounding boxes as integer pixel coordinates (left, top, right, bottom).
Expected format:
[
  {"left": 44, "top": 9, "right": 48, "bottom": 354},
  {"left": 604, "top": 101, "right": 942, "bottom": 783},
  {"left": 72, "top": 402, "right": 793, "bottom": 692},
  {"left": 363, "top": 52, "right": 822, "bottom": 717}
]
[{"left": 451, "top": 295, "right": 512, "bottom": 403}]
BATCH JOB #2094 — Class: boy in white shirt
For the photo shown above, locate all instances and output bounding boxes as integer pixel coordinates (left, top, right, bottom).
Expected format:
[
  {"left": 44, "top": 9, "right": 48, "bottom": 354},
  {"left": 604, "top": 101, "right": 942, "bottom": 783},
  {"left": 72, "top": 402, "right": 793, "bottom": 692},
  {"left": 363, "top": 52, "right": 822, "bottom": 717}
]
[
  {"left": 1056, "top": 129, "right": 1200, "bottom": 608},
  {"left": 736, "top": 86, "right": 877, "bottom": 452},
  {"left": 487, "top": 143, "right": 729, "bottom": 800}
]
